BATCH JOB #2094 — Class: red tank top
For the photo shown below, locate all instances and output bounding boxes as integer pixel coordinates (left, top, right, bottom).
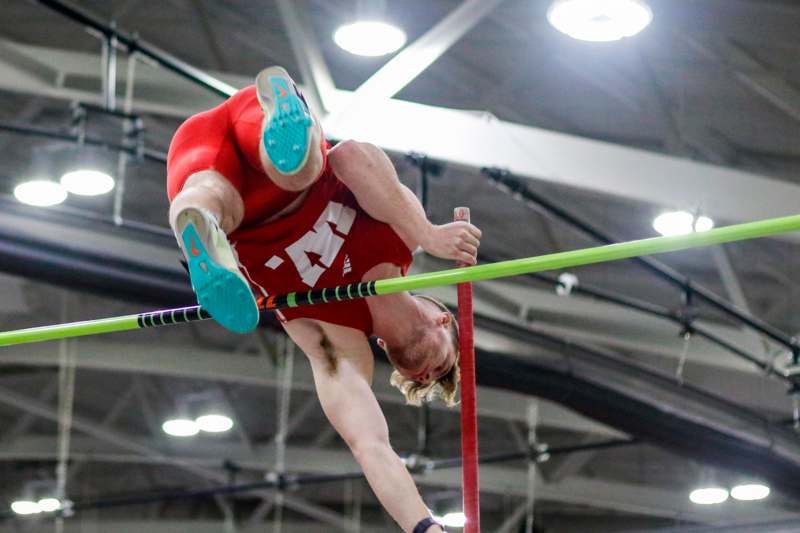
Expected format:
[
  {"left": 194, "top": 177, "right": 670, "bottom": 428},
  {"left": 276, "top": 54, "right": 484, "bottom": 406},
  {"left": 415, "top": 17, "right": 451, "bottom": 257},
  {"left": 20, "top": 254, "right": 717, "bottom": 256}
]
[{"left": 232, "top": 171, "right": 413, "bottom": 335}]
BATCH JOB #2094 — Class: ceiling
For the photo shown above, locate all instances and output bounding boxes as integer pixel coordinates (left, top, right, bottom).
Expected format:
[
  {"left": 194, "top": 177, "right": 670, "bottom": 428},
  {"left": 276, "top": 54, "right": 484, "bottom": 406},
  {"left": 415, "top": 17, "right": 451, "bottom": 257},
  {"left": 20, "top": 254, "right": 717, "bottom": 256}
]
[{"left": 0, "top": 0, "right": 799, "bottom": 531}]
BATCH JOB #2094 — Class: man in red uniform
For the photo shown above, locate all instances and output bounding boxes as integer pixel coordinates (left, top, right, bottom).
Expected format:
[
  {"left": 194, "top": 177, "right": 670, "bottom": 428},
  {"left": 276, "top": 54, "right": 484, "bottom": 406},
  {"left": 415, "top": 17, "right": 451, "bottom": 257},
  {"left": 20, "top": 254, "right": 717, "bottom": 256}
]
[{"left": 167, "top": 67, "right": 481, "bottom": 533}]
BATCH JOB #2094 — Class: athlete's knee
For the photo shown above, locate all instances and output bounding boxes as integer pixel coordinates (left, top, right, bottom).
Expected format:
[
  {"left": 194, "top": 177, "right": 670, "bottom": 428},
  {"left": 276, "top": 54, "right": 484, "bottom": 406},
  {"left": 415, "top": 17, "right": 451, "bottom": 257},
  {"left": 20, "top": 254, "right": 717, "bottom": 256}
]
[{"left": 169, "top": 170, "right": 244, "bottom": 233}]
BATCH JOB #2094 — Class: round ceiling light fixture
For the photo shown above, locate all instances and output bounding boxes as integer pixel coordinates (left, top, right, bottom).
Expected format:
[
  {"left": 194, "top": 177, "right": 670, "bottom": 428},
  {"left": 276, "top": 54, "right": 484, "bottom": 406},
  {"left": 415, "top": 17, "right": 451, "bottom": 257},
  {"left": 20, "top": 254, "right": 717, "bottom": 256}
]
[
  {"left": 689, "top": 487, "right": 729, "bottom": 505},
  {"left": 60, "top": 169, "right": 115, "bottom": 196},
  {"left": 36, "top": 498, "right": 62, "bottom": 513},
  {"left": 195, "top": 414, "right": 234, "bottom": 433},
  {"left": 731, "top": 483, "right": 770, "bottom": 501},
  {"left": 13, "top": 180, "right": 68, "bottom": 207},
  {"left": 10, "top": 500, "right": 41, "bottom": 515},
  {"left": 333, "top": 21, "right": 407, "bottom": 56},
  {"left": 547, "top": 0, "right": 653, "bottom": 42},
  {"left": 162, "top": 418, "right": 200, "bottom": 437},
  {"left": 432, "top": 512, "right": 467, "bottom": 528},
  {"left": 653, "top": 211, "right": 714, "bottom": 237}
]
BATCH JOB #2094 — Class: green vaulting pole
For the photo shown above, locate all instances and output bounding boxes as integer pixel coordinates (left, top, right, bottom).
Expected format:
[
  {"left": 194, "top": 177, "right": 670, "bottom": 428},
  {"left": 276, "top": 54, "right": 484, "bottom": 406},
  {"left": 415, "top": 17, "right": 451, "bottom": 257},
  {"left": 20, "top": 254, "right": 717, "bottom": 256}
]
[{"left": 1, "top": 213, "right": 799, "bottom": 347}]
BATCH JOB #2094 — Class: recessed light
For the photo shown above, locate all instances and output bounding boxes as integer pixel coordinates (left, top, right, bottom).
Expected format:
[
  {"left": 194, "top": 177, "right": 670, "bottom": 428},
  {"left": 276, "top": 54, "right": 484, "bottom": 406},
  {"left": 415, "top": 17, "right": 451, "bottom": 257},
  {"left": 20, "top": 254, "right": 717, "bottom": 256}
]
[
  {"left": 162, "top": 418, "right": 200, "bottom": 437},
  {"left": 653, "top": 211, "right": 715, "bottom": 237},
  {"left": 334, "top": 21, "right": 407, "bottom": 56},
  {"left": 731, "top": 483, "right": 770, "bottom": 501},
  {"left": 689, "top": 487, "right": 729, "bottom": 505},
  {"left": 37, "top": 498, "right": 61, "bottom": 513},
  {"left": 60, "top": 169, "right": 115, "bottom": 196},
  {"left": 10, "top": 500, "right": 41, "bottom": 515},
  {"left": 13, "top": 180, "right": 67, "bottom": 207},
  {"left": 195, "top": 414, "right": 234, "bottom": 433},
  {"left": 433, "top": 512, "right": 467, "bottom": 528},
  {"left": 547, "top": 0, "right": 653, "bottom": 42}
]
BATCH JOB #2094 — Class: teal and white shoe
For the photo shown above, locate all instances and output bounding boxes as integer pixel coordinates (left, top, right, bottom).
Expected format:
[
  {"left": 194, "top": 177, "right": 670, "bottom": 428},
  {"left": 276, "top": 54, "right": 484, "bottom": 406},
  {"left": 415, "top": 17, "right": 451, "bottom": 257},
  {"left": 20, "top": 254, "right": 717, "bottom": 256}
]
[
  {"left": 175, "top": 207, "right": 259, "bottom": 334},
  {"left": 256, "top": 66, "right": 314, "bottom": 175}
]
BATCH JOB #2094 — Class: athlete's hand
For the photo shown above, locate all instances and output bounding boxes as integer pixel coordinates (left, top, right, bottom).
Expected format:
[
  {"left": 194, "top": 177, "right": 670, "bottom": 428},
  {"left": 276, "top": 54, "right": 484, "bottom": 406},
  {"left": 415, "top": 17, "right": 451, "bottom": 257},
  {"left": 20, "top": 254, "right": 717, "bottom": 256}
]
[{"left": 421, "top": 222, "right": 482, "bottom": 265}]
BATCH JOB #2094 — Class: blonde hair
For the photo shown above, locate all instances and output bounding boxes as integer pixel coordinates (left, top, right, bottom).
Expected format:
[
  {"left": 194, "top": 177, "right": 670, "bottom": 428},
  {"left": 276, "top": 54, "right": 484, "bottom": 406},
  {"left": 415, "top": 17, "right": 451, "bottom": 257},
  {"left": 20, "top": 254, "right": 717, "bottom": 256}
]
[{"left": 389, "top": 295, "right": 461, "bottom": 407}]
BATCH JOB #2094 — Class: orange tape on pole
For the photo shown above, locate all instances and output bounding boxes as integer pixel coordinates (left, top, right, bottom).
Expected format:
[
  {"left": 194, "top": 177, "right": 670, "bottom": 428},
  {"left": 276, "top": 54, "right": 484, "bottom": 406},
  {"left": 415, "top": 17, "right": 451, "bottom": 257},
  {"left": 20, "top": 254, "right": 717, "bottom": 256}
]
[{"left": 455, "top": 206, "right": 480, "bottom": 533}]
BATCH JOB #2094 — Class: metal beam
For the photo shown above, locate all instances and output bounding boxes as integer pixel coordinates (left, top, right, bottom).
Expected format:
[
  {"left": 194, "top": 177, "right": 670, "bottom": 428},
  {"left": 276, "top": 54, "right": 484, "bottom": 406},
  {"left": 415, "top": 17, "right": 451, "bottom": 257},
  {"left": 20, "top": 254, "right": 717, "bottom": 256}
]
[
  {"left": 0, "top": 385, "right": 225, "bottom": 482},
  {"left": 682, "top": 34, "right": 800, "bottom": 124},
  {"left": 2, "top": 435, "right": 793, "bottom": 523},
  {"left": 0, "top": 337, "right": 620, "bottom": 436},
  {"left": 0, "top": 389, "right": 357, "bottom": 530},
  {"left": 495, "top": 501, "right": 532, "bottom": 533},
  {"left": 541, "top": 436, "right": 599, "bottom": 483},
  {"left": 19, "top": 521, "right": 386, "bottom": 533},
  {"left": 0, "top": 378, "right": 57, "bottom": 442},
  {"left": 326, "top": 0, "right": 508, "bottom": 127},
  {"left": 275, "top": 0, "right": 337, "bottom": 114},
  {"left": 2, "top": 38, "right": 799, "bottom": 227}
]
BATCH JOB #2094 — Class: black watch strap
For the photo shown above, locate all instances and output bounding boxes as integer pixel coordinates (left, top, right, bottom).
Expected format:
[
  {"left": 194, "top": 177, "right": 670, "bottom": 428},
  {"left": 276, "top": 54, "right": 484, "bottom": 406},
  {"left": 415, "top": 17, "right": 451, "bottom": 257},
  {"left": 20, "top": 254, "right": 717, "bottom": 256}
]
[{"left": 413, "top": 517, "right": 444, "bottom": 533}]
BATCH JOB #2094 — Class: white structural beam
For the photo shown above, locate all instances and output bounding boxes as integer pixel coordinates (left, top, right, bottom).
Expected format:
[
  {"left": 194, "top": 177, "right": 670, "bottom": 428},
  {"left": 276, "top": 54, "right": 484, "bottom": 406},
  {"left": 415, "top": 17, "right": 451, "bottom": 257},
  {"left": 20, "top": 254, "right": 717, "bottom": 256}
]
[
  {"left": 0, "top": 385, "right": 226, "bottom": 483},
  {"left": 2, "top": 435, "right": 794, "bottom": 523},
  {"left": 1, "top": 39, "right": 799, "bottom": 227},
  {"left": 0, "top": 391, "right": 357, "bottom": 530},
  {"left": 323, "top": 92, "right": 800, "bottom": 227},
  {"left": 681, "top": 33, "right": 800, "bottom": 124},
  {"left": 275, "top": 0, "right": 337, "bottom": 114},
  {"left": 0, "top": 337, "right": 620, "bottom": 437},
  {"left": 19, "top": 522, "right": 392, "bottom": 533},
  {"left": 327, "top": 0, "right": 508, "bottom": 127}
]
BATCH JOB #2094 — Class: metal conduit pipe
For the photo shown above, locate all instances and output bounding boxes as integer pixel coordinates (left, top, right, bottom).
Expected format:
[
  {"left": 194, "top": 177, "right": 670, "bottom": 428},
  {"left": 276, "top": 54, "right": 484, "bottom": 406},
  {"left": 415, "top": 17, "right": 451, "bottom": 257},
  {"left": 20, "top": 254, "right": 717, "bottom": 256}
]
[
  {"left": 32, "top": 0, "right": 236, "bottom": 99},
  {"left": 0, "top": 121, "right": 167, "bottom": 165},
  {"left": 488, "top": 263, "right": 784, "bottom": 380},
  {"left": 481, "top": 167, "right": 799, "bottom": 356}
]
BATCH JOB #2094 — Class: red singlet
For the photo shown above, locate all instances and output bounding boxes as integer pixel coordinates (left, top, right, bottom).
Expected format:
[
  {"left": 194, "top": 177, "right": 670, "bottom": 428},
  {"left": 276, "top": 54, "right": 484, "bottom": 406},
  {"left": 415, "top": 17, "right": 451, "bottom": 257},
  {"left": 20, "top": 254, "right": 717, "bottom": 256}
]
[
  {"left": 167, "top": 86, "right": 412, "bottom": 334},
  {"left": 233, "top": 172, "right": 412, "bottom": 334}
]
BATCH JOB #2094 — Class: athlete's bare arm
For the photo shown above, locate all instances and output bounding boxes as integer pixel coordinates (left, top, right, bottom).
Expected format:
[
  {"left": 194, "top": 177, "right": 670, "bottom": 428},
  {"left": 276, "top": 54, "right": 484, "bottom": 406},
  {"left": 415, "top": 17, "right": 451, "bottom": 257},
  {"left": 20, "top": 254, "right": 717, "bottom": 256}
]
[
  {"left": 329, "top": 140, "right": 481, "bottom": 265},
  {"left": 282, "top": 318, "right": 442, "bottom": 533}
]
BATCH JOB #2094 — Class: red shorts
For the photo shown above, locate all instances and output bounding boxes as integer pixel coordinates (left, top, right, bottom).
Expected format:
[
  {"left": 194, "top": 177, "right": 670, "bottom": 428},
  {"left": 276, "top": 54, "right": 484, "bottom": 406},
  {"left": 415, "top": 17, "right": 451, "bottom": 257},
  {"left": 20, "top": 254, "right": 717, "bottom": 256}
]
[{"left": 166, "top": 85, "right": 327, "bottom": 235}]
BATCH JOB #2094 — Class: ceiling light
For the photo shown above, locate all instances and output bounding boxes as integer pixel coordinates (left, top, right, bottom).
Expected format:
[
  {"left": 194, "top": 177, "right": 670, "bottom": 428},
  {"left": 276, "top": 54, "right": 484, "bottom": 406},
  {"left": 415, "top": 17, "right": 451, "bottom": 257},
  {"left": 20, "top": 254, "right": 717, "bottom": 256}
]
[
  {"left": 162, "top": 418, "right": 199, "bottom": 437},
  {"left": 195, "top": 414, "right": 234, "bottom": 433},
  {"left": 689, "top": 487, "right": 729, "bottom": 505},
  {"left": 653, "top": 211, "right": 715, "bottom": 237},
  {"left": 694, "top": 215, "right": 714, "bottom": 233},
  {"left": 433, "top": 512, "right": 466, "bottom": 528},
  {"left": 60, "top": 169, "right": 115, "bottom": 196},
  {"left": 13, "top": 180, "right": 67, "bottom": 207},
  {"left": 547, "top": 0, "right": 653, "bottom": 42},
  {"left": 731, "top": 483, "right": 770, "bottom": 501},
  {"left": 37, "top": 498, "right": 61, "bottom": 513},
  {"left": 334, "top": 21, "right": 407, "bottom": 56},
  {"left": 10, "top": 500, "right": 41, "bottom": 515}
]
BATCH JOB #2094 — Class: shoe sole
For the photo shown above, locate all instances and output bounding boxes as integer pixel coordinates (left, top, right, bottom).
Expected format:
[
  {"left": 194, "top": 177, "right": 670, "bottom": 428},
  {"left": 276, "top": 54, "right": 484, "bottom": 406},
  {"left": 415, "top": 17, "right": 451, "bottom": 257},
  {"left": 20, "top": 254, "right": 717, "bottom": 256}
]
[
  {"left": 259, "top": 70, "right": 313, "bottom": 175},
  {"left": 181, "top": 222, "right": 259, "bottom": 334}
]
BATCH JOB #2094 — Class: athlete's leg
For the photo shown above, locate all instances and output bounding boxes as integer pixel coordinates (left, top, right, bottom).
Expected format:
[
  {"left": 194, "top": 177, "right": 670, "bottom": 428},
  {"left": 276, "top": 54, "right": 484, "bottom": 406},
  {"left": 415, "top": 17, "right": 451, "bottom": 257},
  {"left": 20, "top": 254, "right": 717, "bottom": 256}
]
[
  {"left": 169, "top": 171, "right": 259, "bottom": 334},
  {"left": 255, "top": 66, "right": 326, "bottom": 192},
  {"left": 169, "top": 170, "right": 244, "bottom": 234}
]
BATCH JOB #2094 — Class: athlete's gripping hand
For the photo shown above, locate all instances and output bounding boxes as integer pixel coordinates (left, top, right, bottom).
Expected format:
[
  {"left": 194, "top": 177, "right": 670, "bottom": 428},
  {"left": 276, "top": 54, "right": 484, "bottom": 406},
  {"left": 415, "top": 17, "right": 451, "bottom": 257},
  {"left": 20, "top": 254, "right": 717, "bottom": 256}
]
[{"left": 421, "top": 221, "right": 482, "bottom": 265}]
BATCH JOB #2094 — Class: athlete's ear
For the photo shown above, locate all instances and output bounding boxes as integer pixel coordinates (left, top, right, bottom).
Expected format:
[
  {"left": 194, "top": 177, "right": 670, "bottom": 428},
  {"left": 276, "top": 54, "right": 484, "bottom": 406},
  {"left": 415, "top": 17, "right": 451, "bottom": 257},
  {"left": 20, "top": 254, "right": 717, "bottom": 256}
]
[
  {"left": 436, "top": 313, "right": 452, "bottom": 327},
  {"left": 376, "top": 337, "right": 388, "bottom": 351}
]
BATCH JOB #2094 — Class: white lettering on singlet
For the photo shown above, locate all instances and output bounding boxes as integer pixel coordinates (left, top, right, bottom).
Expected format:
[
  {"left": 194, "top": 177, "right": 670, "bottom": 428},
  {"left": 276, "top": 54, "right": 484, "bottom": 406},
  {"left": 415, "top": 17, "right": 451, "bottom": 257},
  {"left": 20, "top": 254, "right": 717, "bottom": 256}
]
[{"left": 266, "top": 201, "right": 356, "bottom": 288}]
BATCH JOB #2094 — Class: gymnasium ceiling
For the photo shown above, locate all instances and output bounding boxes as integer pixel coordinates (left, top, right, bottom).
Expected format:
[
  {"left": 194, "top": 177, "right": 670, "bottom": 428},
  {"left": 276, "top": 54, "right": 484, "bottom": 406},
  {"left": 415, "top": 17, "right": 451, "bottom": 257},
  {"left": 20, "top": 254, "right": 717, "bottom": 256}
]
[{"left": 0, "top": 0, "right": 799, "bottom": 531}]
